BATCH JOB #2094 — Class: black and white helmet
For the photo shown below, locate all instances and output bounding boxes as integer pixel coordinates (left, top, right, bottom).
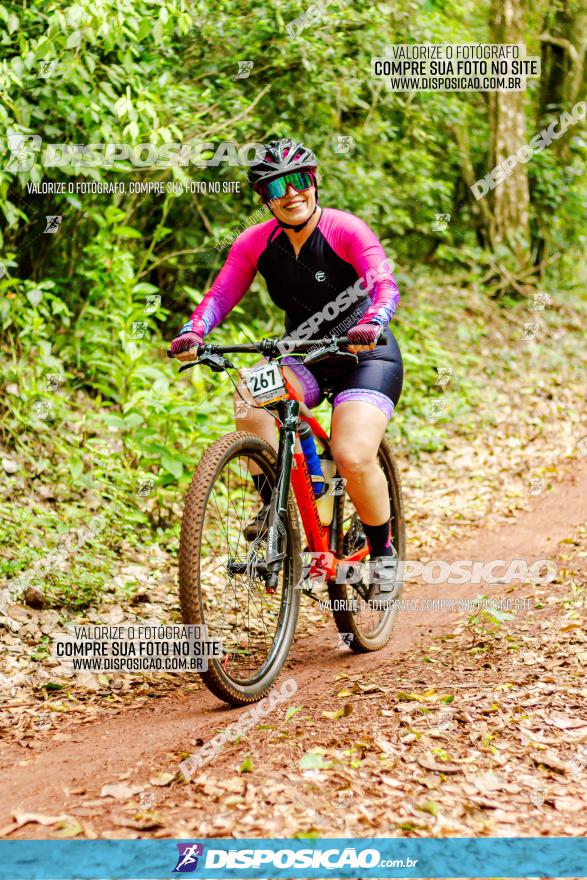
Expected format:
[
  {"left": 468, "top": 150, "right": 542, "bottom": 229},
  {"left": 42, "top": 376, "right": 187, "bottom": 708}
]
[{"left": 247, "top": 138, "right": 317, "bottom": 190}]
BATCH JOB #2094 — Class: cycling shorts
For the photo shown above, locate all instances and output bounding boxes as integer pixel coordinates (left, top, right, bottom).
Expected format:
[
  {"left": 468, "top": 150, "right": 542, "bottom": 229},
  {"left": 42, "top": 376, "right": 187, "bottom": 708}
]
[{"left": 283, "top": 327, "right": 403, "bottom": 421}]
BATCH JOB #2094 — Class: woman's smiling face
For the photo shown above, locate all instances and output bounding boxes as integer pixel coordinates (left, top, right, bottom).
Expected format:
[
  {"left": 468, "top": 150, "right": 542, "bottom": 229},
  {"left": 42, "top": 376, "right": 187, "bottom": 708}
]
[{"left": 267, "top": 182, "right": 316, "bottom": 226}]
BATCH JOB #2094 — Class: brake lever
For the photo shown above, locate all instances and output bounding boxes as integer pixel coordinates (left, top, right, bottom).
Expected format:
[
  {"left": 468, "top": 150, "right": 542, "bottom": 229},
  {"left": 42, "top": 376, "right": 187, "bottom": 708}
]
[
  {"left": 304, "top": 342, "right": 358, "bottom": 366},
  {"left": 176, "top": 351, "right": 234, "bottom": 373},
  {"left": 334, "top": 351, "right": 359, "bottom": 362},
  {"left": 199, "top": 351, "right": 234, "bottom": 372}
]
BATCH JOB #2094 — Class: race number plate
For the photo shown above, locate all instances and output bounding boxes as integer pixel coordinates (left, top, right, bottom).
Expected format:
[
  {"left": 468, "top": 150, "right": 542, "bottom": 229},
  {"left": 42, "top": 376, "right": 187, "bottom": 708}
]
[{"left": 242, "top": 364, "right": 287, "bottom": 405}]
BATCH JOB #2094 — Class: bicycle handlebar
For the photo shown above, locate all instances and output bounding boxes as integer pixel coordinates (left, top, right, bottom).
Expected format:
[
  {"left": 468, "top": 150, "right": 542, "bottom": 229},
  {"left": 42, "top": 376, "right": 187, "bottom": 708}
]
[{"left": 166, "top": 335, "right": 386, "bottom": 360}]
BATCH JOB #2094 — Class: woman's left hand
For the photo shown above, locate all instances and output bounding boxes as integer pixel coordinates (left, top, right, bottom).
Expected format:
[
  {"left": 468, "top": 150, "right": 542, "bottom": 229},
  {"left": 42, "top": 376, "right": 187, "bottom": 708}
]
[{"left": 346, "top": 323, "right": 383, "bottom": 354}]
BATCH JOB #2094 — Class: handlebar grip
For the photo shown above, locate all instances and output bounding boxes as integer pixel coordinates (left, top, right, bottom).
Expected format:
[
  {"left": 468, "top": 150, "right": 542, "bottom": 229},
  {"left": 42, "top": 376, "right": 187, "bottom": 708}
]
[
  {"left": 167, "top": 344, "right": 206, "bottom": 360},
  {"left": 336, "top": 334, "right": 387, "bottom": 347}
]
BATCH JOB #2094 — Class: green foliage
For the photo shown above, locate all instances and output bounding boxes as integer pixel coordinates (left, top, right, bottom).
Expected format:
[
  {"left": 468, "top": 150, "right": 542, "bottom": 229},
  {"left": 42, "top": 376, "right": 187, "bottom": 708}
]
[
  {"left": 0, "top": 0, "right": 585, "bottom": 607},
  {"left": 466, "top": 594, "right": 516, "bottom": 649}
]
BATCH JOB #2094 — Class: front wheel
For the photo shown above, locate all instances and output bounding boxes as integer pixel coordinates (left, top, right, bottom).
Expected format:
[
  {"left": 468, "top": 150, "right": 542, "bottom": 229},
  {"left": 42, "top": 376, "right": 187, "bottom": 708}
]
[
  {"left": 328, "top": 438, "right": 405, "bottom": 651},
  {"left": 179, "top": 432, "right": 301, "bottom": 706}
]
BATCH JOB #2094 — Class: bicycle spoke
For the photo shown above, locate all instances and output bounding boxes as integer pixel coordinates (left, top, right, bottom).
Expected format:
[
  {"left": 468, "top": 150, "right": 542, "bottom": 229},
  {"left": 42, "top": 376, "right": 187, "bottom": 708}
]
[{"left": 197, "top": 449, "right": 289, "bottom": 686}]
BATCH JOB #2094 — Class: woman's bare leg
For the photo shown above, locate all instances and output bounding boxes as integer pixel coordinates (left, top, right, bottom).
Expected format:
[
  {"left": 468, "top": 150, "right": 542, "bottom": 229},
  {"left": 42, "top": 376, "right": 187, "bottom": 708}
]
[{"left": 329, "top": 401, "right": 389, "bottom": 525}]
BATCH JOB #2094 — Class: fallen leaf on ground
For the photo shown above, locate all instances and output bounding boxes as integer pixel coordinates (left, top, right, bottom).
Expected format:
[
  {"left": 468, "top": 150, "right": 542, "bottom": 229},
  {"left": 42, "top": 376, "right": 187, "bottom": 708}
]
[
  {"left": 416, "top": 799, "right": 441, "bottom": 817},
  {"left": 284, "top": 706, "right": 302, "bottom": 722},
  {"left": 358, "top": 683, "right": 387, "bottom": 694},
  {"left": 299, "top": 751, "right": 332, "bottom": 770},
  {"left": 380, "top": 775, "right": 403, "bottom": 788},
  {"left": 114, "top": 814, "right": 165, "bottom": 830},
  {"left": 545, "top": 712, "right": 587, "bottom": 730},
  {"left": 12, "top": 812, "right": 70, "bottom": 828},
  {"left": 554, "top": 796, "right": 585, "bottom": 813},
  {"left": 149, "top": 772, "right": 175, "bottom": 787},
  {"left": 519, "top": 727, "right": 558, "bottom": 746},
  {"left": 473, "top": 771, "right": 511, "bottom": 793},
  {"left": 100, "top": 783, "right": 144, "bottom": 800},
  {"left": 0, "top": 822, "right": 19, "bottom": 840},
  {"left": 532, "top": 752, "right": 569, "bottom": 773},
  {"left": 416, "top": 756, "right": 462, "bottom": 774},
  {"left": 374, "top": 736, "right": 397, "bottom": 755},
  {"left": 57, "top": 817, "right": 84, "bottom": 838},
  {"left": 76, "top": 673, "right": 100, "bottom": 692},
  {"left": 322, "top": 704, "right": 353, "bottom": 720},
  {"left": 239, "top": 757, "right": 253, "bottom": 773},
  {"left": 469, "top": 795, "right": 505, "bottom": 810}
]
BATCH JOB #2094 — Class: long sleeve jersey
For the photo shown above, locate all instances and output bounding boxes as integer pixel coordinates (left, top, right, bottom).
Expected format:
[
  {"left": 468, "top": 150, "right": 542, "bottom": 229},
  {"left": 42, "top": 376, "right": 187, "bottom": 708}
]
[{"left": 186, "top": 207, "right": 399, "bottom": 340}]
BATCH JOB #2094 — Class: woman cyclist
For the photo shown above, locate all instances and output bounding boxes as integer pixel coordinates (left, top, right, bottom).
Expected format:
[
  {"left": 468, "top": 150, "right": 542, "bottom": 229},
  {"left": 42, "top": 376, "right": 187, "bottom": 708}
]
[{"left": 169, "top": 138, "right": 403, "bottom": 598}]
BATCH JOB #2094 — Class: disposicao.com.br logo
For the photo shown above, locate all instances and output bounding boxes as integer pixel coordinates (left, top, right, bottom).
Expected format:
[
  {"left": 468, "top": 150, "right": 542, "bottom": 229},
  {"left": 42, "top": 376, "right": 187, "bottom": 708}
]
[
  {"left": 173, "top": 843, "right": 205, "bottom": 873},
  {"left": 179, "top": 845, "right": 417, "bottom": 871},
  {"left": 5, "top": 132, "right": 266, "bottom": 172}
]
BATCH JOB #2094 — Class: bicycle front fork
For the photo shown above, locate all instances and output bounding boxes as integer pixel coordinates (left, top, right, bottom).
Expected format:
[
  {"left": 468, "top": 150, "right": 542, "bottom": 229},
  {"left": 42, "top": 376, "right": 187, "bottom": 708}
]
[{"left": 265, "top": 398, "right": 299, "bottom": 592}]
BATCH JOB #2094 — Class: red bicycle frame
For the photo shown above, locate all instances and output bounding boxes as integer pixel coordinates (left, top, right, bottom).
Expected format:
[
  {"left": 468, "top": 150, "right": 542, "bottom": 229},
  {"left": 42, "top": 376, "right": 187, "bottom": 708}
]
[{"left": 279, "top": 376, "right": 370, "bottom": 584}]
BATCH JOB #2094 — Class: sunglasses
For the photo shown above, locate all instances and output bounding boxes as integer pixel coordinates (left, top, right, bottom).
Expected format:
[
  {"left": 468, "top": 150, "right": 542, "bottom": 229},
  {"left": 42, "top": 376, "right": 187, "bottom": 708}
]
[{"left": 261, "top": 171, "right": 315, "bottom": 202}]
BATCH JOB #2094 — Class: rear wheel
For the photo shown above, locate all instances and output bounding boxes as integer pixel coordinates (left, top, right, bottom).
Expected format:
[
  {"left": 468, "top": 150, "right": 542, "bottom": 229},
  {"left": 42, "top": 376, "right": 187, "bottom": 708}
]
[
  {"left": 179, "top": 432, "right": 301, "bottom": 706},
  {"left": 328, "top": 438, "right": 405, "bottom": 651}
]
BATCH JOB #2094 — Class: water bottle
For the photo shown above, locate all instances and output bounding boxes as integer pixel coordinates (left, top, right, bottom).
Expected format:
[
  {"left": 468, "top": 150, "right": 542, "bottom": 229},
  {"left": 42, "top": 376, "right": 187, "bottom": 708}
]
[
  {"left": 316, "top": 456, "right": 338, "bottom": 526},
  {"left": 298, "top": 421, "right": 325, "bottom": 497}
]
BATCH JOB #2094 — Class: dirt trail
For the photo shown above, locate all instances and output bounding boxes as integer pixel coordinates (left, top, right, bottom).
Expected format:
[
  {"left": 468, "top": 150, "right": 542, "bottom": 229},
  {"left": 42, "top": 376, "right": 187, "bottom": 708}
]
[{"left": 1, "top": 459, "right": 586, "bottom": 838}]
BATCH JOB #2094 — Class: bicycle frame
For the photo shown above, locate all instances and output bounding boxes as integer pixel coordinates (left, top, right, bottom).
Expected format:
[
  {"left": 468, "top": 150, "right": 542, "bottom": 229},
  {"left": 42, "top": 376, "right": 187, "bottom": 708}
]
[{"left": 264, "top": 373, "right": 370, "bottom": 590}]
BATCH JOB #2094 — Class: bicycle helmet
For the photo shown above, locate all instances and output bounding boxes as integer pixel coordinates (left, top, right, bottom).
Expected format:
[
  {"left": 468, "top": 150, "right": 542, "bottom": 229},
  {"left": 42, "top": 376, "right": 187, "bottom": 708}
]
[
  {"left": 248, "top": 138, "right": 319, "bottom": 231},
  {"left": 247, "top": 138, "right": 318, "bottom": 189}
]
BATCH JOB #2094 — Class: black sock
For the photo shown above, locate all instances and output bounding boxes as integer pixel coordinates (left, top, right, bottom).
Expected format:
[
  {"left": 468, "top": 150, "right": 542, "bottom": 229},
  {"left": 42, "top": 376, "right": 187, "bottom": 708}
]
[
  {"left": 361, "top": 520, "right": 393, "bottom": 558},
  {"left": 252, "top": 474, "right": 272, "bottom": 505}
]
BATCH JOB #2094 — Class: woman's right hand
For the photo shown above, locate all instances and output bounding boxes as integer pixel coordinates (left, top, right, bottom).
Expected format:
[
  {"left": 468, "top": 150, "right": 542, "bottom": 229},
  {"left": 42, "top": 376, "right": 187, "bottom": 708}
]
[{"left": 169, "top": 330, "right": 204, "bottom": 361}]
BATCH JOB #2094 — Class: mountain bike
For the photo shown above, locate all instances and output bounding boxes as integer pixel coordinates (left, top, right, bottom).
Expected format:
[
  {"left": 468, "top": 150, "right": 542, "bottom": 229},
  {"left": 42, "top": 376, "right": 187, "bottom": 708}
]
[{"left": 169, "top": 336, "right": 405, "bottom": 706}]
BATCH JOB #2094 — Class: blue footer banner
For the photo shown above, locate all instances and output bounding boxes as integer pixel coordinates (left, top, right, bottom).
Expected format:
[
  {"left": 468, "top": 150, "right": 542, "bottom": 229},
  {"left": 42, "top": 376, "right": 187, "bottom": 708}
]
[{"left": 0, "top": 837, "right": 585, "bottom": 879}]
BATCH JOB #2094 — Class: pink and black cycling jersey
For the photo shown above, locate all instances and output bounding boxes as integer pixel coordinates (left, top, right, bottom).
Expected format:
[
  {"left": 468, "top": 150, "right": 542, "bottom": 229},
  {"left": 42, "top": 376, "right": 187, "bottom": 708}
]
[{"left": 185, "top": 208, "right": 400, "bottom": 340}]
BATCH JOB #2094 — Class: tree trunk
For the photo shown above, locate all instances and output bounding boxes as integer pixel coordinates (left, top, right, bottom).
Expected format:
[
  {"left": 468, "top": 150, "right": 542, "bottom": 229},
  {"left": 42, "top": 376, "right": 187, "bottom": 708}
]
[
  {"left": 539, "top": 1, "right": 587, "bottom": 155},
  {"left": 488, "top": 0, "right": 531, "bottom": 260},
  {"left": 533, "top": 0, "right": 586, "bottom": 264}
]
